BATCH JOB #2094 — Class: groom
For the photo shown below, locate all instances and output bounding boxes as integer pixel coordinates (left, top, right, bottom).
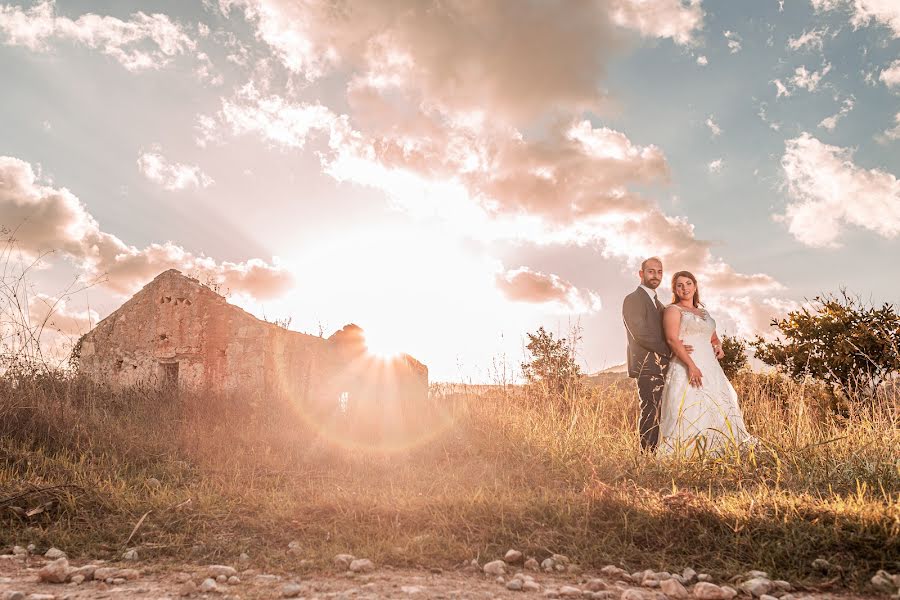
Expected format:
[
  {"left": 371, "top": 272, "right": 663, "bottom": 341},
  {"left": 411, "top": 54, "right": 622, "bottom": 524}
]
[{"left": 622, "top": 256, "right": 673, "bottom": 451}]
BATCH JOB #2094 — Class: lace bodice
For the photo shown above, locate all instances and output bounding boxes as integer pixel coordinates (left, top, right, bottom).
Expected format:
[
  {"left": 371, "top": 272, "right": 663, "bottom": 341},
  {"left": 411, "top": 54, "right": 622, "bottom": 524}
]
[{"left": 673, "top": 305, "right": 716, "bottom": 339}]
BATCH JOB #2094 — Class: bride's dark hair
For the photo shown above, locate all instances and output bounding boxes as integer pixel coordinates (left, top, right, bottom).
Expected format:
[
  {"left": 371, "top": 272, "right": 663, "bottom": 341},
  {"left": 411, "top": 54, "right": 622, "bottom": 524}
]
[{"left": 671, "top": 271, "right": 704, "bottom": 308}]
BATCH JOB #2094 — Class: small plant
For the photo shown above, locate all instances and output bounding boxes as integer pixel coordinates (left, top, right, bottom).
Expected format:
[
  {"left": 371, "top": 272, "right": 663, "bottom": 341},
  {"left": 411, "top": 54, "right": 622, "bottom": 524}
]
[{"left": 520, "top": 325, "right": 582, "bottom": 396}]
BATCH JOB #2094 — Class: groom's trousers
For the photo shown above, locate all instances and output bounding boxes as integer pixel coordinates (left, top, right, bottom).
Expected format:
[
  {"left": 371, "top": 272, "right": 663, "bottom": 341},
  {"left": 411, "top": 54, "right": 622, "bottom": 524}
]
[{"left": 636, "top": 372, "right": 666, "bottom": 451}]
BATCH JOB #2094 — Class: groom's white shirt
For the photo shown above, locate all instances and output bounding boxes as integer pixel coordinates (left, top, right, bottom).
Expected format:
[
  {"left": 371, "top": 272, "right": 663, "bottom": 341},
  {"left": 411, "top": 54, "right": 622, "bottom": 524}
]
[{"left": 639, "top": 284, "right": 658, "bottom": 301}]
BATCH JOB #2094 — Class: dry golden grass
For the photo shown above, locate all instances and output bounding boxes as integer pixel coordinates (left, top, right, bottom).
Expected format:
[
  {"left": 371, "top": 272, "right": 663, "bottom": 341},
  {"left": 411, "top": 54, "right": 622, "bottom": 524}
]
[{"left": 1, "top": 371, "right": 898, "bottom": 590}]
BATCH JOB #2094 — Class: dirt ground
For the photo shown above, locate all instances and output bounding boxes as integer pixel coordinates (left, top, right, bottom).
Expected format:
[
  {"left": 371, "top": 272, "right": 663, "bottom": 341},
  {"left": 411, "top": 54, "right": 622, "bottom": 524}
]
[{"left": 0, "top": 553, "right": 885, "bottom": 600}]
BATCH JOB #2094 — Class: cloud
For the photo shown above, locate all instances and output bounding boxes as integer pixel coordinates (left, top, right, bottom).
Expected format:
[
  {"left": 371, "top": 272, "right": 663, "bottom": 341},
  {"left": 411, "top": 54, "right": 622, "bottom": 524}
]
[
  {"left": 495, "top": 267, "right": 602, "bottom": 313},
  {"left": 724, "top": 30, "right": 742, "bottom": 53},
  {"left": 779, "top": 133, "right": 900, "bottom": 247},
  {"left": 0, "top": 1, "right": 199, "bottom": 71},
  {"left": 28, "top": 293, "right": 99, "bottom": 337},
  {"left": 137, "top": 149, "right": 213, "bottom": 190},
  {"left": 811, "top": 0, "right": 900, "bottom": 38},
  {"left": 818, "top": 96, "right": 855, "bottom": 131},
  {"left": 705, "top": 116, "right": 722, "bottom": 136},
  {"left": 787, "top": 28, "right": 828, "bottom": 51},
  {"left": 880, "top": 59, "right": 900, "bottom": 89},
  {"left": 696, "top": 55, "right": 708, "bottom": 66},
  {"left": 773, "top": 79, "right": 792, "bottom": 98},
  {"left": 791, "top": 63, "right": 832, "bottom": 92},
  {"left": 0, "top": 155, "right": 291, "bottom": 299},
  {"left": 876, "top": 112, "right": 900, "bottom": 143},
  {"left": 608, "top": 0, "right": 705, "bottom": 45},
  {"left": 708, "top": 158, "right": 723, "bottom": 173}
]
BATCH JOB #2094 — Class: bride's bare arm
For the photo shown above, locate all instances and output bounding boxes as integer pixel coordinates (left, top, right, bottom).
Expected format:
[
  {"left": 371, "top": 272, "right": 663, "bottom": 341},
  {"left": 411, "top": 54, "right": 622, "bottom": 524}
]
[{"left": 710, "top": 331, "right": 724, "bottom": 359}]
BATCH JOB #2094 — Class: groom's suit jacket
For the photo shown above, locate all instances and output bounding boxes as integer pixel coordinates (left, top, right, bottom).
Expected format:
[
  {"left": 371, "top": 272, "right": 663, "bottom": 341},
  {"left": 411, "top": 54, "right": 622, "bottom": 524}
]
[{"left": 622, "top": 287, "right": 671, "bottom": 379}]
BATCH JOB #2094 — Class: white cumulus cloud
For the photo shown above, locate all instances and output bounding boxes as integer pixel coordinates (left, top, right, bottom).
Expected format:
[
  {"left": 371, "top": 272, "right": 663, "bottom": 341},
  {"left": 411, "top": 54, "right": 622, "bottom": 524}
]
[
  {"left": 705, "top": 116, "right": 722, "bottom": 136},
  {"left": 495, "top": 266, "right": 602, "bottom": 314},
  {"left": 880, "top": 59, "right": 900, "bottom": 89},
  {"left": 811, "top": 0, "right": 900, "bottom": 38},
  {"left": 818, "top": 96, "right": 855, "bottom": 131},
  {"left": 779, "top": 133, "right": 900, "bottom": 247},
  {"left": 137, "top": 150, "right": 213, "bottom": 190}
]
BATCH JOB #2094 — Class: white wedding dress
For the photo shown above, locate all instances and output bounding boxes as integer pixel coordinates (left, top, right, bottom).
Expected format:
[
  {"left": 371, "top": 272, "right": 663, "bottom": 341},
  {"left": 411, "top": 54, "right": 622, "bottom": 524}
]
[{"left": 658, "top": 306, "right": 755, "bottom": 456}]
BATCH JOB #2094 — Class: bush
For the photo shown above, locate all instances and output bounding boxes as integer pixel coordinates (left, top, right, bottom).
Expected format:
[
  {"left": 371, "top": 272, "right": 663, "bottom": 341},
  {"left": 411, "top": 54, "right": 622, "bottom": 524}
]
[
  {"left": 719, "top": 335, "right": 748, "bottom": 379},
  {"left": 751, "top": 291, "right": 900, "bottom": 407},
  {"left": 520, "top": 326, "right": 582, "bottom": 396}
]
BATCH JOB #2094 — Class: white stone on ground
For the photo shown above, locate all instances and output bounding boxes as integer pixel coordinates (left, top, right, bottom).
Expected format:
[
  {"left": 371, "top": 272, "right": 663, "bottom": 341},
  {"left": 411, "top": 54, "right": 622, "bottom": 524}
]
[
  {"left": 621, "top": 589, "right": 646, "bottom": 600},
  {"left": 349, "top": 558, "right": 375, "bottom": 573},
  {"left": 697, "top": 574, "right": 713, "bottom": 583},
  {"left": 759, "top": 595, "right": 779, "bottom": 600},
  {"left": 559, "top": 585, "right": 582, "bottom": 597},
  {"left": 523, "top": 580, "right": 542, "bottom": 592},
  {"left": 227, "top": 575, "right": 241, "bottom": 585},
  {"left": 660, "top": 578, "right": 689, "bottom": 599},
  {"left": 198, "top": 578, "right": 218, "bottom": 593},
  {"left": 178, "top": 581, "right": 197, "bottom": 596},
  {"left": 586, "top": 579, "right": 607, "bottom": 591},
  {"left": 3, "top": 592, "right": 25, "bottom": 600},
  {"left": 871, "top": 571, "right": 898, "bottom": 594},
  {"left": 37, "top": 558, "right": 70, "bottom": 584},
  {"left": 682, "top": 568, "right": 697, "bottom": 583},
  {"left": 483, "top": 560, "right": 506, "bottom": 576},
  {"left": 542, "top": 558, "right": 555, "bottom": 572},
  {"left": 505, "top": 549, "right": 524, "bottom": 564},
  {"left": 334, "top": 554, "right": 356, "bottom": 570},
  {"left": 693, "top": 582, "right": 729, "bottom": 600},
  {"left": 740, "top": 578, "right": 773, "bottom": 597},
  {"left": 401, "top": 585, "right": 425, "bottom": 594},
  {"left": 122, "top": 549, "right": 138, "bottom": 561},
  {"left": 507, "top": 579, "right": 524, "bottom": 591},
  {"left": 282, "top": 582, "right": 304, "bottom": 598},
  {"left": 43, "top": 548, "right": 65, "bottom": 560},
  {"left": 69, "top": 574, "right": 85, "bottom": 585},
  {"left": 25, "top": 595, "right": 55, "bottom": 600},
  {"left": 118, "top": 568, "right": 140, "bottom": 580},
  {"left": 525, "top": 558, "right": 540, "bottom": 571},
  {"left": 208, "top": 565, "right": 237, "bottom": 578}
]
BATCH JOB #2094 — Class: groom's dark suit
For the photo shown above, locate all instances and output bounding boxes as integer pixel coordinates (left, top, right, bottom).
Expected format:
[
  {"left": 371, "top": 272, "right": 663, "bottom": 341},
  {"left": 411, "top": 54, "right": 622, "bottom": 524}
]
[{"left": 623, "top": 286, "right": 671, "bottom": 450}]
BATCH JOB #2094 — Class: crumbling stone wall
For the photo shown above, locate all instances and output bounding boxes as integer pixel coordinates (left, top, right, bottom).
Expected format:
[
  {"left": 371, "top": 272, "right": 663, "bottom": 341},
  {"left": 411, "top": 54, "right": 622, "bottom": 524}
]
[{"left": 78, "top": 270, "right": 427, "bottom": 405}]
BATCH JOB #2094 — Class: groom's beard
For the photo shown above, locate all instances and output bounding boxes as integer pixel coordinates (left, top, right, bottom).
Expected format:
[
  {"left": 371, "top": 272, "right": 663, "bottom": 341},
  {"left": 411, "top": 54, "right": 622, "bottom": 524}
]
[{"left": 644, "top": 279, "right": 660, "bottom": 288}]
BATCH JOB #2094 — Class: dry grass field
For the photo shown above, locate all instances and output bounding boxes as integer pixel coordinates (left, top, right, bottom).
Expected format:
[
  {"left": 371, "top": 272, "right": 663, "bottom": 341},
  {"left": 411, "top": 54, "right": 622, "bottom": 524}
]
[{"left": 1, "top": 369, "right": 898, "bottom": 592}]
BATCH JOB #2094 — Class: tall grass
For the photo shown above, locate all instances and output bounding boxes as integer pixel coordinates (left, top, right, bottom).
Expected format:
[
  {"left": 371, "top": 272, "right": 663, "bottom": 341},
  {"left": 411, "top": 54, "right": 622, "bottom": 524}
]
[{"left": 1, "top": 369, "right": 897, "bottom": 589}]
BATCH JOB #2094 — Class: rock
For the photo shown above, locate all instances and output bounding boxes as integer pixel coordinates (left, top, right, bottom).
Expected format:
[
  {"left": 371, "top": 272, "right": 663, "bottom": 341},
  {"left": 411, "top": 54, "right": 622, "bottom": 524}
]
[
  {"left": 506, "top": 549, "right": 525, "bottom": 564},
  {"left": 811, "top": 559, "right": 831, "bottom": 572},
  {"left": 740, "top": 578, "right": 773, "bottom": 597},
  {"left": 179, "top": 580, "right": 197, "bottom": 596},
  {"left": 37, "top": 558, "right": 71, "bottom": 584},
  {"left": 872, "top": 571, "right": 898, "bottom": 594},
  {"left": 721, "top": 586, "right": 737, "bottom": 600},
  {"left": 552, "top": 554, "right": 571, "bottom": 565},
  {"left": 208, "top": 565, "right": 238, "bottom": 578},
  {"left": 760, "top": 595, "right": 779, "bottom": 600},
  {"left": 508, "top": 579, "right": 524, "bottom": 591},
  {"left": 69, "top": 574, "right": 85, "bottom": 585},
  {"left": 334, "top": 554, "right": 356, "bottom": 570},
  {"left": 772, "top": 581, "right": 792, "bottom": 592},
  {"left": 198, "top": 578, "right": 218, "bottom": 593},
  {"left": 238, "top": 552, "right": 250, "bottom": 562},
  {"left": 25, "top": 595, "right": 55, "bottom": 600},
  {"left": 122, "top": 549, "right": 138, "bottom": 561},
  {"left": 349, "top": 558, "right": 375, "bottom": 573},
  {"left": 43, "top": 548, "right": 66, "bottom": 560},
  {"left": 586, "top": 580, "right": 608, "bottom": 592},
  {"left": 682, "top": 569, "right": 698, "bottom": 584},
  {"left": 70, "top": 565, "right": 97, "bottom": 581},
  {"left": 542, "top": 559, "right": 556, "bottom": 572},
  {"left": 559, "top": 586, "right": 583, "bottom": 597},
  {"left": 697, "top": 574, "right": 713, "bottom": 583},
  {"left": 227, "top": 576, "right": 241, "bottom": 585},
  {"left": 255, "top": 574, "right": 281, "bottom": 583},
  {"left": 525, "top": 558, "right": 541, "bottom": 571},
  {"left": 402, "top": 585, "right": 425, "bottom": 594},
  {"left": 145, "top": 477, "right": 161, "bottom": 489},
  {"left": 642, "top": 580, "right": 660, "bottom": 589},
  {"left": 661, "top": 578, "right": 689, "bottom": 599},
  {"left": 497, "top": 576, "right": 507, "bottom": 584},
  {"left": 287, "top": 541, "right": 302, "bottom": 554},
  {"left": 590, "top": 592, "right": 620, "bottom": 600},
  {"left": 484, "top": 560, "right": 507, "bottom": 576},
  {"left": 3, "top": 592, "right": 25, "bottom": 600},
  {"left": 12, "top": 546, "right": 27, "bottom": 556},
  {"left": 524, "top": 581, "right": 542, "bottom": 592},
  {"left": 693, "top": 582, "right": 728, "bottom": 600},
  {"left": 744, "top": 571, "right": 769, "bottom": 580},
  {"left": 93, "top": 568, "right": 119, "bottom": 581},
  {"left": 622, "top": 589, "right": 646, "bottom": 600},
  {"left": 110, "top": 578, "right": 127, "bottom": 585},
  {"left": 282, "top": 583, "right": 304, "bottom": 598},
  {"left": 118, "top": 568, "right": 140, "bottom": 580},
  {"left": 216, "top": 574, "right": 227, "bottom": 584}
]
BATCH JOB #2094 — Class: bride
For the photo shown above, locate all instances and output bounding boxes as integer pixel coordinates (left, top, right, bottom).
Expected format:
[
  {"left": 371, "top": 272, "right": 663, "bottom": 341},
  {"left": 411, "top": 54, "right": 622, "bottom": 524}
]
[{"left": 658, "top": 271, "right": 755, "bottom": 456}]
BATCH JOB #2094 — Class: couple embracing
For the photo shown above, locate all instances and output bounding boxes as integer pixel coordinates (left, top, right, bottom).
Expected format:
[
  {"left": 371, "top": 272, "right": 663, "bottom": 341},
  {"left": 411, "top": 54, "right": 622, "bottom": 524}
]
[{"left": 622, "top": 256, "right": 755, "bottom": 456}]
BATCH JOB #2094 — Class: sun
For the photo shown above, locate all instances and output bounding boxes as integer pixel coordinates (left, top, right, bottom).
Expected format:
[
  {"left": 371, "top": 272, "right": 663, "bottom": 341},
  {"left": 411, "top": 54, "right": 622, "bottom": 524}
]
[{"left": 363, "top": 327, "right": 405, "bottom": 359}]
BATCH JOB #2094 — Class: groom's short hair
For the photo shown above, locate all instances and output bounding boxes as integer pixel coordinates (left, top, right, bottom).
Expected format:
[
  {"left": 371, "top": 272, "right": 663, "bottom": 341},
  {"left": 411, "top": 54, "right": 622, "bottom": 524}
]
[{"left": 641, "top": 256, "right": 663, "bottom": 271}]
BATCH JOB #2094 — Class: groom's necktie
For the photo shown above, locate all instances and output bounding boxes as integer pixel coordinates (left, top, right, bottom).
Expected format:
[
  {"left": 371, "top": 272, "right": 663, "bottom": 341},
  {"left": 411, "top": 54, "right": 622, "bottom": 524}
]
[{"left": 654, "top": 293, "right": 664, "bottom": 313}]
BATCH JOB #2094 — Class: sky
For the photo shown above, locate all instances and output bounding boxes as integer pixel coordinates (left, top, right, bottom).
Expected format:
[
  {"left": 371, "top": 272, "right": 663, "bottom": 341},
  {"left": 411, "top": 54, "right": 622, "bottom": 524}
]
[{"left": 1, "top": 0, "right": 899, "bottom": 382}]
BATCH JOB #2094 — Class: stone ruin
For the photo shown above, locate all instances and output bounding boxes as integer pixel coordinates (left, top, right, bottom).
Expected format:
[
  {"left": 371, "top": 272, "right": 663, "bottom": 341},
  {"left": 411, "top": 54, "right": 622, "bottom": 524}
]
[{"left": 76, "top": 270, "right": 428, "bottom": 405}]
